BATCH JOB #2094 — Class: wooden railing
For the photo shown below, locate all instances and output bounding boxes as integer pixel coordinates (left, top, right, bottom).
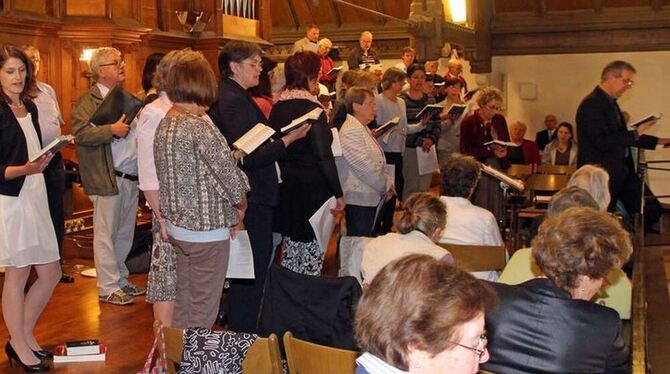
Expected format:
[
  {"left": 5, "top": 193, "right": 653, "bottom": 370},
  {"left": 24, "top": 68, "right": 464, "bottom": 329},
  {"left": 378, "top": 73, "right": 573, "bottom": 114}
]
[{"left": 631, "top": 214, "right": 647, "bottom": 373}]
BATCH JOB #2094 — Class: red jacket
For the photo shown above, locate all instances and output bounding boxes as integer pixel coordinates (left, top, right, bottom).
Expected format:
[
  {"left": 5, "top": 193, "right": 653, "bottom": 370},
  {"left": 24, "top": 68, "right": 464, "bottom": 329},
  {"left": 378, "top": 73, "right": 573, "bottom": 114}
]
[{"left": 460, "top": 110, "right": 510, "bottom": 164}]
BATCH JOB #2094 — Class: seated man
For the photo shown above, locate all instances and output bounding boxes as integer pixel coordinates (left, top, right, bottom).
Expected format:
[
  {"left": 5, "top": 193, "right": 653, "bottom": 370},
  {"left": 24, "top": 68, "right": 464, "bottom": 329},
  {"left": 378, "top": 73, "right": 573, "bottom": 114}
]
[{"left": 438, "top": 154, "right": 503, "bottom": 280}]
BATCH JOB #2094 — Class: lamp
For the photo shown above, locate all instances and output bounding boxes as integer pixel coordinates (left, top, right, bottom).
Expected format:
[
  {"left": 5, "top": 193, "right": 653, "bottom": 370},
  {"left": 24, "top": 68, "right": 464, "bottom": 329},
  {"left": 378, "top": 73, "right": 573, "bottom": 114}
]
[
  {"left": 79, "top": 49, "right": 96, "bottom": 62},
  {"left": 175, "top": 11, "right": 212, "bottom": 34},
  {"left": 448, "top": 0, "right": 467, "bottom": 24}
]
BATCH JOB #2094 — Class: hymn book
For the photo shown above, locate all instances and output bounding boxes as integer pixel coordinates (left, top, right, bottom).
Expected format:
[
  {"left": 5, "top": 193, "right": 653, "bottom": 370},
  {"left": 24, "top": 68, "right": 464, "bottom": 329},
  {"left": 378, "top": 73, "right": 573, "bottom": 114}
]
[
  {"left": 326, "top": 66, "right": 343, "bottom": 75},
  {"left": 31, "top": 135, "right": 75, "bottom": 162},
  {"left": 375, "top": 116, "right": 400, "bottom": 135},
  {"left": 280, "top": 107, "right": 323, "bottom": 134},
  {"left": 630, "top": 113, "right": 663, "bottom": 128},
  {"left": 233, "top": 123, "right": 275, "bottom": 155},
  {"left": 484, "top": 140, "right": 519, "bottom": 148},
  {"left": 415, "top": 104, "right": 443, "bottom": 120},
  {"left": 463, "top": 89, "right": 479, "bottom": 102},
  {"left": 54, "top": 343, "right": 106, "bottom": 363}
]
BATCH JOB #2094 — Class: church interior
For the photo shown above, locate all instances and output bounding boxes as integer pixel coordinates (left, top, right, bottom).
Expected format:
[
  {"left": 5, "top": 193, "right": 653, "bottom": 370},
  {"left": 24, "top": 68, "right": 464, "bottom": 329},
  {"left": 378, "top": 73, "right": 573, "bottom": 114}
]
[{"left": 1, "top": 0, "right": 670, "bottom": 372}]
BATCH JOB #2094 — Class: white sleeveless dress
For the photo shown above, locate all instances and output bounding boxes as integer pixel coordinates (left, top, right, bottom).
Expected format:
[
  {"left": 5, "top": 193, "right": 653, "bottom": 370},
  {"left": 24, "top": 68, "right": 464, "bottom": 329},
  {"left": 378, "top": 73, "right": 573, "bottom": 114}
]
[{"left": 0, "top": 113, "right": 59, "bottom": 267}]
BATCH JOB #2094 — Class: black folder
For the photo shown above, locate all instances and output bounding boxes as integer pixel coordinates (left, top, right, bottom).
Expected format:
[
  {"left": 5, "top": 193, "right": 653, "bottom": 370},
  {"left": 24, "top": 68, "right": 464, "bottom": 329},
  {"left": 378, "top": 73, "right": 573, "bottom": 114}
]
[{"left": 89, "top": 85, "right": 143, "bottom": 126}]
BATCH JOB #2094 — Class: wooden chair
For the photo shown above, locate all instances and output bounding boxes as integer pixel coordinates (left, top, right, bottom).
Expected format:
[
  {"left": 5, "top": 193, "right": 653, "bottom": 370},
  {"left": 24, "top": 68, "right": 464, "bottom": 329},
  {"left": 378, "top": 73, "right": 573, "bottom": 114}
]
[
  {"left": 438, "top": 244, "right": 507, "bottom": 272},
  {"left": 283, "top": 331, "right": 359, "bottom": 374},
  {"left": 535, "top": 164, "right": 577, "bottom": 176},
  {"left": 152, "top": 321, "right": 283, "bottom": 374},
  {"left": 507, "top": 163, "right": 533, "bottom": 179}
]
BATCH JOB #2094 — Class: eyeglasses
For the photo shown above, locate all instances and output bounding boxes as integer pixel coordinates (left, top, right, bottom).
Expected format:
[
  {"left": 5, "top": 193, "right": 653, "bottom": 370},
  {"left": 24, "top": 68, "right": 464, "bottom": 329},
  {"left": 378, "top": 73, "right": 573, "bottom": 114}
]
[
  {"left": 99, "top": 60, "right": 124, "bottom": 68},
  {"left": 448, "top": 334, "right": 488, "bottom": 361},
  {"left": 485, "top": 104, "right": 502, "bottom": 111}
]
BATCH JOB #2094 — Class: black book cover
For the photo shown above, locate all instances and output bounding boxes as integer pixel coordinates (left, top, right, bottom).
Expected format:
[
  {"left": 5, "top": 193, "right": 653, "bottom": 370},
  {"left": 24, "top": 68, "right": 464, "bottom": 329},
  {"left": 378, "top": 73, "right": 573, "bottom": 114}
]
[{"left": 89, "top": 85, "right": 143, "bottom": 126}]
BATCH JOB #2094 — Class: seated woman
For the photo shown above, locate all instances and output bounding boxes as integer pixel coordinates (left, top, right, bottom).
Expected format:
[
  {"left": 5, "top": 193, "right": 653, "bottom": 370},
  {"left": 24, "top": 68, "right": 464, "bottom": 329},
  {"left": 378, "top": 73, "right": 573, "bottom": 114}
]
[
  {"left": 361, "top": 193, "right": 453, "bottom": 284},
  {"left": 483, "top": 207, "right": 632, "bottom": 374},
  {"left": 542, "top": 121, "right": 578, "bottom": 165},
  {"left": 507, "top": 121, "right": 541, "bottom": 165},
  {"left": 355, "top": 254, "right": 495, "bottom": 374},
  {"left": 337, "top": 87, "right": 394, "bottom": 237}
]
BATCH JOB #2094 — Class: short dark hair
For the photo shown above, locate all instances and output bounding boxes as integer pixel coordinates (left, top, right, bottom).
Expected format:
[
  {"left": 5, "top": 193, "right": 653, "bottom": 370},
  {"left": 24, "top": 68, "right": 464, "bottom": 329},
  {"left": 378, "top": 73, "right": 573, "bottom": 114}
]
[
  {"left": 344, "top": 86, "right": 373, "bottom": 115},
  {"left": 141, "top": 53, "right": 165, "bottom": 92},
  {"left": 284, "top": 51, "right": 321, "bottom": 91},
  {"left": 248, "top": 56, "right": 278, "bottom": 98},
  {"left": 0, "top": 44, "right": 35, "bottom": 105},
  {"left": 164, "top": 57, "right": 217, "bottom": 106},
  {"left": 381, "top": 67, "right": 406, "bottom": 90},
  {"left": 406, "top": 63, "right": 425, "bottom": 79},
  {"left": 355, "top": 254, "right": 496, "bottom": 370},
  {"left": 218, "top": 40, "right": 262, "bottom": 78},
  {"left": 441, "top": 154, "right": 481, "bottom": 198},
  {"left": 444, "top": 77, "right": 462, "bottom": 88},
  {"left": 557, "top": 121, "right": 574, "bottom": 137},
  {"left": 601, "top": 60, "right": 636, "bottom": 81}
]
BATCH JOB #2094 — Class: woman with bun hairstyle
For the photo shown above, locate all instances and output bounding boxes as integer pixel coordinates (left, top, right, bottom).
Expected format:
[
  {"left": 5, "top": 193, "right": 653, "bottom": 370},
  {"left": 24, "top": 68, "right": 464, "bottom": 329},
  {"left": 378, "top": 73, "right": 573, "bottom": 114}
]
[{"left": 361, "top": 192, "right": 453, "bottom": 284}]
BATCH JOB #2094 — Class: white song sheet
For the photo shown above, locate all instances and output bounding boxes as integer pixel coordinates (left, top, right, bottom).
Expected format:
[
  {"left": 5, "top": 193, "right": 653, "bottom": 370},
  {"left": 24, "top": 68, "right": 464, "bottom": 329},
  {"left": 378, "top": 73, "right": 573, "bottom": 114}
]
[
  {"left": 226, "top": 230, "right": 255, "bottom": 279},
  {"left": 309, "top": 196, "right": 337, "bottom": 256},
  {"left": 417, "top": 145, "right": 439, "bottom": 175}
]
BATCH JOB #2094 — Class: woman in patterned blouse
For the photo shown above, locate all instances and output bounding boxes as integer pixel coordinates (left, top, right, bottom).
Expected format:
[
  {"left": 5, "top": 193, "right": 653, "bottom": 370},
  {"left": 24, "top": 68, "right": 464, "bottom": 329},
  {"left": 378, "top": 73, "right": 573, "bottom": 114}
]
[{"left": 154, "top": 52, "right": 250, "bottom": 329}]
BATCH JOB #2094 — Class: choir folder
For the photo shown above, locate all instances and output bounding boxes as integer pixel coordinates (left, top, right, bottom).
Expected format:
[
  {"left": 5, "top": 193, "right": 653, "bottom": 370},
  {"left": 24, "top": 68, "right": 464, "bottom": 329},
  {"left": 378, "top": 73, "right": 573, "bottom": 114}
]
[{"left": 89, "top": 85, "right": 143, "bottom": 126}]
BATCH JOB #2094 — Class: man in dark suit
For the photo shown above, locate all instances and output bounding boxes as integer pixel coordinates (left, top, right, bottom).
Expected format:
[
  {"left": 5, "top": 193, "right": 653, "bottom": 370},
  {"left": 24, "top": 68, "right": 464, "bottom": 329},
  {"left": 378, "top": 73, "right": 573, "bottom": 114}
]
[
  {"left": 576, "top": 60, "right": 669, "bottom": 230},
  {"left": 534, "top": 114, "right": 558, "bottom": 150}
]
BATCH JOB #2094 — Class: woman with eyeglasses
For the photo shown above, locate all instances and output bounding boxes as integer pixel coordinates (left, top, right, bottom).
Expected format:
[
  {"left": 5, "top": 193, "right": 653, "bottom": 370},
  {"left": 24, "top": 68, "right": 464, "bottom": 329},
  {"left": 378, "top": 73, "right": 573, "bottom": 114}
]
[
  {"left": 482, "top": 207, "right": 631, "bottom": 373},
  {"left": 459, "top": 86, "right": 510, "bottom": 222},
  {"left": 209, "top": 41, "right": 309, "bottom": 333},
  {"left": 355, "top": 254, "right": 495, "bottom": 374}
]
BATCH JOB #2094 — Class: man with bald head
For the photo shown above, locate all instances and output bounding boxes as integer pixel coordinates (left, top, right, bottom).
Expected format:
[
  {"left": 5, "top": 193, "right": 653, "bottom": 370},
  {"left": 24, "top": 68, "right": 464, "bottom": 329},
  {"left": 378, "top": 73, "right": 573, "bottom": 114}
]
[
  {"left": 445, "top": 59, "right": 468, "bottom": 94},
  {"left": 536, "top": 114, "right": 558, "bottom": 150},
  {"left": 347, "top": 31, "right": 380, "bottom": 70}
]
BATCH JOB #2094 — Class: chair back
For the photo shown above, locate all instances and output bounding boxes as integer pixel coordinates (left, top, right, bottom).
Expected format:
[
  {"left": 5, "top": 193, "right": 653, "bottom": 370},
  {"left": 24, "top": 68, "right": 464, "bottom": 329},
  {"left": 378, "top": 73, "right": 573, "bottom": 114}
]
[
  {"left": 507, "top": 163, "right": 533, "bottom": 178},
  {"left": 438, "top": 244, "right": 507, "bottom": 272},
  {"left": 526, "top": 173, "right": 569, "bottom": 193},
  {"left": 535, "top": 164, "right": 577, "bottom": 176},
  {"left": 283, "top": 331, "right": 358, "bottom": 374},
  {"left": 497, "top": 249, "right": 632, "bottom": 319},
  {"left": 152, "top": 321, "right": 283, "bottom": 374}
]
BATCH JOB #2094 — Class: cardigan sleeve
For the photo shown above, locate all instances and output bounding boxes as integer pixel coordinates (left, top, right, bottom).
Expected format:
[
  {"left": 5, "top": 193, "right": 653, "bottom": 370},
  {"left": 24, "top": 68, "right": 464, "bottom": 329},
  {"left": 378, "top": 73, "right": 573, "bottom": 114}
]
[{"left": 311, "top": 112, "right": 343, "bottom": 198}]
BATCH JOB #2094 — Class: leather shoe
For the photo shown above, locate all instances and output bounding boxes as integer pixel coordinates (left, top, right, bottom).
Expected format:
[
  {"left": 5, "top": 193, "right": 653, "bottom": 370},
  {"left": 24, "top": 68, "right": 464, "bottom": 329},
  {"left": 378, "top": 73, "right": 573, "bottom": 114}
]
[{"left": 60, "top": 274, "right": 75, "bottom": 283}]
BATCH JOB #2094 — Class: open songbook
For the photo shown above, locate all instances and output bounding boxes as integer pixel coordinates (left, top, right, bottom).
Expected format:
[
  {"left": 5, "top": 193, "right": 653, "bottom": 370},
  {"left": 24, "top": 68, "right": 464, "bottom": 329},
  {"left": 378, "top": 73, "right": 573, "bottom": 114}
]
[
  {"left": 463, "top": 89, "right": 479, "bottom": 102},
  {"left": 445, "top": 104, "right": 468, "bottom": 118},
  {"left": 232, "top": 123, "right": 275, "bottom": 155},
  {"left": 233, "top": 108, "right": 324, "bottom": 155},
  {"left": 31, "top": 135, "right": 75, "bottom": 162},
  {"left": 484, "top": 140, "right": 519, "bottom": 148},
  {"left": 630, "top": 113, "right": 663, "bottom": 128},
  {"left": 280, "top": 107, "right": 323, "bottom": 134},
  {"left": 375, "top": 116, "right": 400, "bottom": 135},
  {"left": 414, "top": 104, "right": 443, "bottom": 120}
]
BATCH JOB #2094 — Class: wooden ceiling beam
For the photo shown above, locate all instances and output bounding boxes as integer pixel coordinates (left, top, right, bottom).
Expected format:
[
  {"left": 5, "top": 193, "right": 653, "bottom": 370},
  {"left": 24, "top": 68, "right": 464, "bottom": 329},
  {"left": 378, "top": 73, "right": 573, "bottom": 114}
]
[
  {"left": 328, "top": 0, "right": 342, "bottom": 28},
  {"left": 287, "top": 0, "right": 300, "bottom": 29},
  {"left": 373, "top": 0, "right": 387, "bottom": 25}
]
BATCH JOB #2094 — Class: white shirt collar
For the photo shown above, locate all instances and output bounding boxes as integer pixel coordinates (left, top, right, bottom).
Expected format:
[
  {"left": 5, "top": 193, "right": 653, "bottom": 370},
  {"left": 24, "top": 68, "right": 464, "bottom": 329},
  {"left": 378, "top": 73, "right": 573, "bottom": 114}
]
[
  {"left": 356, "top": 352, "right": 408, "bottom": 374},
  {"left": 96, "top": 82, "right": 111, "bottom": 98}
]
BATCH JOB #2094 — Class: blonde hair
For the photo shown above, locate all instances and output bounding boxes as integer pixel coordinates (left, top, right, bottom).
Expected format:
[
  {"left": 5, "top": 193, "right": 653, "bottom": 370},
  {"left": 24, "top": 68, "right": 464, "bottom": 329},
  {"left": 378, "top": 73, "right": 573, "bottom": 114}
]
[
  {"left": 396, "top": 193, "right": 446, "bottom": 237},
  {"left": 476, "top": 86, "right": 503, "bottom": 108}
]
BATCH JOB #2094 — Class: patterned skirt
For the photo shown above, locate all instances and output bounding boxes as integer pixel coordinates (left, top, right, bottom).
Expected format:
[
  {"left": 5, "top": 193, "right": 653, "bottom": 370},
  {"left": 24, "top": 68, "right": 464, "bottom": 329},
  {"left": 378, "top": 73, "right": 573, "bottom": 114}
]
[
  {"left": 146, "top": 219, "right": 177, "bottom": 303},
  {"left": 280, "top": 236, "right": 324, "bottom": 276}
]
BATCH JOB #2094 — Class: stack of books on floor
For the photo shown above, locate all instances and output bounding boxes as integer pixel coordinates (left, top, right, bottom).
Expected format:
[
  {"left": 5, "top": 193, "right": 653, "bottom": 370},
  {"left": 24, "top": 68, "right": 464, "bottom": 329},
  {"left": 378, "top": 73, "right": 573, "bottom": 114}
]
[{"left": 54, "top": 339, "right": 106, "bottom": 363}]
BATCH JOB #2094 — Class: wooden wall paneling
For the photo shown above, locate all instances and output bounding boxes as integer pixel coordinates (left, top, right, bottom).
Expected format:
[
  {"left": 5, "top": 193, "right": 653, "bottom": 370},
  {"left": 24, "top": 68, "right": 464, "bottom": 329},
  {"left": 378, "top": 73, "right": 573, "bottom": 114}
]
[
  {"left": 65, "top": 0, "right": 107, "bottom": 16},
  {"left": 493, "top": 0, "right": 539, "bottom": 13},
  {"left": 336, "top": 0, "right": 384, "bottom": 23},
  {"left": 11, "top": 0, "right": 47, "bottom": 14},
  {"left": 141, "top": 0, "right": 159, "bottom": 29},
  {"left": 544, "top": 0, "right": 595, "bottom": 11},
  {"left": 111, "top": 0, "right": 140, "bottom": 20},
  {"left": 309, "top": 0, "right": 338, "bottom": 27}
]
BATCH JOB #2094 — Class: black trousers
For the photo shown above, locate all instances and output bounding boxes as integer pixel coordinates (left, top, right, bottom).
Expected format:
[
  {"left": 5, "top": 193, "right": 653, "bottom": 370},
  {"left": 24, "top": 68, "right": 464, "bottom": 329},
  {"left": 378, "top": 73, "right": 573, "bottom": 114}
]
[
  {"left": 609, "top": 169, "right": 662, "bottom": 231},
  {"left": 44, "top": 154, "right": 65, "bottom": 254},
  {"left": 225, "top": 203, "right": 274, "bottom": 333},
  {"left": 345, "top": 205, "right": 377, "bottom": 237},
  {"left": 384, "top": 152, "right": 404, "bottom": 201}
]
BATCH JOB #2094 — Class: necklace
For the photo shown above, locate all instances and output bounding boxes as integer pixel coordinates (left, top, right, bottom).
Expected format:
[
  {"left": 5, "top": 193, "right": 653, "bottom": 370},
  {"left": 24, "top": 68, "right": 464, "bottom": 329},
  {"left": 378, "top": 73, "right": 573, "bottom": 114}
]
[{"left": 8, "top": 101, "right": 24, "bottom": 109}]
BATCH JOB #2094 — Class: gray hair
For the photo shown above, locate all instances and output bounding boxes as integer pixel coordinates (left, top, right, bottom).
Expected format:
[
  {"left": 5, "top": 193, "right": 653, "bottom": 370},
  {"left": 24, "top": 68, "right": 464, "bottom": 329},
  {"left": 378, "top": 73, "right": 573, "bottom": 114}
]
[
  {"left": 601, "top": 60, "right": 636, "bottom": 82},
  {"left": 89, "top": 47, "right": 121, "bottom": 81},
  {"left": 567, "top": 165, "right": 611, "bottom": 211},
  {"left": 547, "top": 186, "right": 600, "bottom": 217}
]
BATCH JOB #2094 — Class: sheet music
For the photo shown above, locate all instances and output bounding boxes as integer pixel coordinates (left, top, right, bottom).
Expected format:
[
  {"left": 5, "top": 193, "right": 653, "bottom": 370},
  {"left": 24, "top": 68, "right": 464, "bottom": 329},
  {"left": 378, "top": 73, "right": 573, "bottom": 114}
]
[
  {"left": 417, "top": 145, "right": 439, "bottom": 175},
  {"left": 226, "top": 230, "right": 255, "bottom": 279},
  {"left": 309, "top": 196, "right": 337, "bottom": 256}
]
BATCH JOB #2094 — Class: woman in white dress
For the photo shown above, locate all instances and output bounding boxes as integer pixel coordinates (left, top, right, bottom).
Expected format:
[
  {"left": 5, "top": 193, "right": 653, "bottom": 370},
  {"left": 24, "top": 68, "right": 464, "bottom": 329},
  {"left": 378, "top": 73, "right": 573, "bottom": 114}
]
[{"left": 0, "top": 45, "right": 60, "bottom": 371}]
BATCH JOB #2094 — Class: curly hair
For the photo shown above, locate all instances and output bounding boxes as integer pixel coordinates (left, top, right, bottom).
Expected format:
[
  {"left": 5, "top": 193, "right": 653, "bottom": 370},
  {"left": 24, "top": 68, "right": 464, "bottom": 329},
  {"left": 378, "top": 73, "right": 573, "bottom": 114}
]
[
  {"left": 475, "top": 86, "right": 503, "bottom": 108},
  {"left": 531, "top": 206, "right": 632, "bottom": 294},
  {"left": 355, "top": 254, "right": 497, "bottom": 370},
  {"left": 441, "top": 154, "right": 481, "bottom": 198}
]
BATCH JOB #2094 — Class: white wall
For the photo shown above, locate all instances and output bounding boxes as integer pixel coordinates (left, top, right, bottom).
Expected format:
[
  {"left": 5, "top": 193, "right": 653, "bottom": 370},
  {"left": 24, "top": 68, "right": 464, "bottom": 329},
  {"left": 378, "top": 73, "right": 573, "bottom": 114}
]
[{"left": 479, "top": 51, "right": 670, "bottom": 201}]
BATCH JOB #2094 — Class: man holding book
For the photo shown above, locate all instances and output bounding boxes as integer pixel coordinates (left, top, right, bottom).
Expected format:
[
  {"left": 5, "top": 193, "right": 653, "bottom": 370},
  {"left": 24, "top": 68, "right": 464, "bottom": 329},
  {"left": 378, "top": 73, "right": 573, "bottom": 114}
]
[
  {"left": 576, "top": 60, "right": 669, "bottom": 231},
  {"left": 347, "top": 31, "right": 380, "bottom": 70},
  {"left": 71, "top": 47, "right": 144, "bottom": 305}
]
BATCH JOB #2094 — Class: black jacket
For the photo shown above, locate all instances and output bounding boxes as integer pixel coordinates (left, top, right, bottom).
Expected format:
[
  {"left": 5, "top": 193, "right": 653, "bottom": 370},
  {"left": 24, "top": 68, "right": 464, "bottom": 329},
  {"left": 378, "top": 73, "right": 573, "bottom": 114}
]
[
  {"left": 576, "top": 86, "right": 657, "bottom": 191},
  {"left": 209, "top": 78, "right": 287, "bottom": 206},
  {"left": 482, "top": 278, "right": 630, "bottom": 374},
  {"left": 535, "top": 128, "right": 557, "bottom": 151},
  {"left": 0, "top": 100, "right": 42, "bottom": 196}
]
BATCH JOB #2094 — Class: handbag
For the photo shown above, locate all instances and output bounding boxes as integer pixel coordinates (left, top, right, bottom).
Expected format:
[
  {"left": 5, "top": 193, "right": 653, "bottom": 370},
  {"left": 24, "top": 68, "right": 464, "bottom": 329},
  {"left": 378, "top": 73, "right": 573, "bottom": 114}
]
[{"left": 137, "top": 324, "right": 168, "bottom": 374}]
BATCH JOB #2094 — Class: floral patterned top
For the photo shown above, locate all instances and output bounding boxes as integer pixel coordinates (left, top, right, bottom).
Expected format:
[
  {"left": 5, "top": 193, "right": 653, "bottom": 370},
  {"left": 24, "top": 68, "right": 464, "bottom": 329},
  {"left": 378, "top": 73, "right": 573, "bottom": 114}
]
[{"left": 154, "top": 113, "right": 249, "bottom": 231}]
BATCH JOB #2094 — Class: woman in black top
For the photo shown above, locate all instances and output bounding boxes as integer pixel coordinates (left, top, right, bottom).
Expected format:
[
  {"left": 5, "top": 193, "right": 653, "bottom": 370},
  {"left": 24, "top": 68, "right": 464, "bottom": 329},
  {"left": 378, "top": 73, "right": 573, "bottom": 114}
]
[{"left": 269, "top": 51, "right": 344, "bottom": 275}]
